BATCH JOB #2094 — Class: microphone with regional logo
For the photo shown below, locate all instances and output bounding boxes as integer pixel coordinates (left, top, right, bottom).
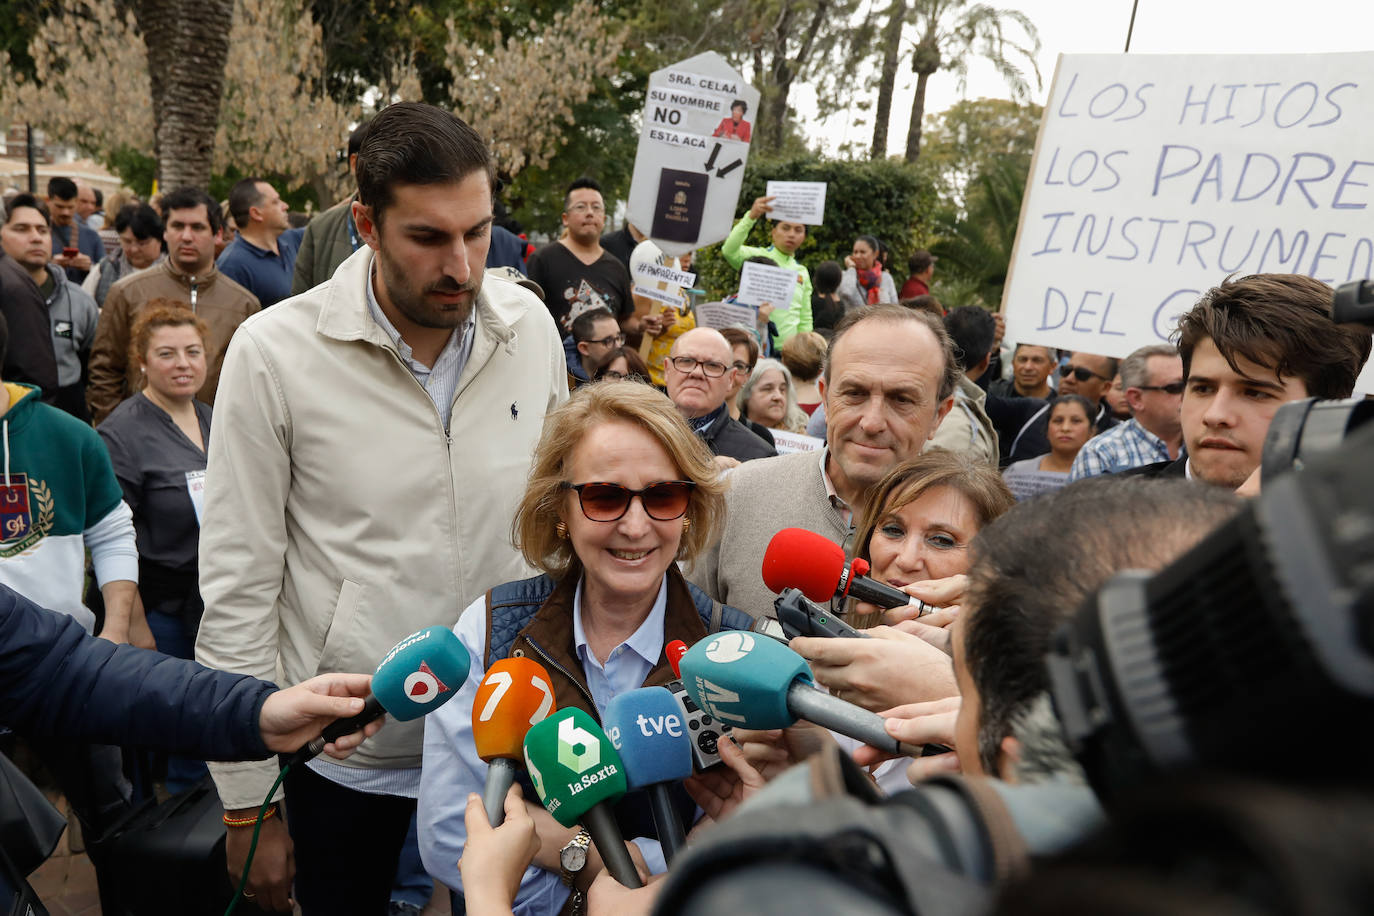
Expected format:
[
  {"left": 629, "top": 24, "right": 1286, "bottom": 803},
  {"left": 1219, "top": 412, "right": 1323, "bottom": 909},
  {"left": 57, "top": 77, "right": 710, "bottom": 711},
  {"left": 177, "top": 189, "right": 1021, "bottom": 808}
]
[
  {"left": 678, "top": 632, "right": 926, "bottom": 757},
  {"left": 761, "top": 527, "right": 933, "bottom": 615},
  {"left": 288, "top": 625, "right": 469, "bottom": 767},
  {"left": 523, "top": 707, "right": 644, "bottom": 888},
  {"left": 473, "top": 658, "right": 557, "bottom": 826},
  {"left": 603, "top": 687, "right": 693, "bottom": 863}
]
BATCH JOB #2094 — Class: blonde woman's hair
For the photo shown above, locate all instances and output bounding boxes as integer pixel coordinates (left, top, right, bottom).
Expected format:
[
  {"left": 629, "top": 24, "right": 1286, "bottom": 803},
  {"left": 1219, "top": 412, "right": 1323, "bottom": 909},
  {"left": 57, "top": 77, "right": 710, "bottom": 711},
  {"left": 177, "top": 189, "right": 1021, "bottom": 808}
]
[{"left": 512, "top": 380, "right": 727, "bottom": 578}]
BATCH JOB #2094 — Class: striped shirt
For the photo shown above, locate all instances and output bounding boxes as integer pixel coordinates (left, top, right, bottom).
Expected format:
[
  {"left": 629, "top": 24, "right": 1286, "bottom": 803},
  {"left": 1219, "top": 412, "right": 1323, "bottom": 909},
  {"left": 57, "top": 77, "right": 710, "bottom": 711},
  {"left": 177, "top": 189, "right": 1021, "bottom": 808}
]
[{"left": 1069, "top": 418, "right": 1171, "bottom": 481}]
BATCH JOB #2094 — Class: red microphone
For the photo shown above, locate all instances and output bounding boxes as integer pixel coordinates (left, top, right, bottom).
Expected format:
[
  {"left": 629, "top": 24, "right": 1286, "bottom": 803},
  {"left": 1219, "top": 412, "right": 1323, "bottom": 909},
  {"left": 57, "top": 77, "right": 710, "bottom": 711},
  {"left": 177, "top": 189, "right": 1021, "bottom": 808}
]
[
  {"left": 761, "top": 527, "right": 932, "bottom": 615},
  {"left": 666, "top": 640, "right": 688, "bottom": 678}
]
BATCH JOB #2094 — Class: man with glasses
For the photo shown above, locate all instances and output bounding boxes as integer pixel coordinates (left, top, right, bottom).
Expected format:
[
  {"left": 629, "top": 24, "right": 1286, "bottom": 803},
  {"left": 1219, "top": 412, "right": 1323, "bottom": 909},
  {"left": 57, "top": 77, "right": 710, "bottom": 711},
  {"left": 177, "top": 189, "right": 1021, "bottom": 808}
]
[
  {"left": 1006, "top": 351, "right": 1121, "bottom": 463},
  {"left": 526, "top": 177, "right": 634, "bottom": 336},
  {"left": 565, "top": 306, "right": 624, "bottom": 387},
  {"left": 1070, "top": 345, "right": 1184, "bottom": 480},
  {"left": 665, "top": 327, "right": 776, "bottom": 466}
]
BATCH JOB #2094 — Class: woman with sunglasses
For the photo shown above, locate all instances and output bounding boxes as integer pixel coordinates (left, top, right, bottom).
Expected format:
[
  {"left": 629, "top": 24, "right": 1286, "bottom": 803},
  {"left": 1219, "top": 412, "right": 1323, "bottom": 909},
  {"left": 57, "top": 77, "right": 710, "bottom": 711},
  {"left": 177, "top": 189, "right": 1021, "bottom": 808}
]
[
  {"left": 1002, "top": 394, "right": 1098, "bottom": 500},
  {"left": 418, "top": 381, "right": 752, "bottom": 913}
]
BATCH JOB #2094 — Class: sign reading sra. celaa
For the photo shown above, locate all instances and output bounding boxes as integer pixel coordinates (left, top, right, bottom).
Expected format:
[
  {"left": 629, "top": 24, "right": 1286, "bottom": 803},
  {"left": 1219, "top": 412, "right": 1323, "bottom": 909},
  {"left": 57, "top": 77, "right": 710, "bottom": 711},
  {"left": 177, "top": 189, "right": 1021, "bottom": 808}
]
[{"left": 1003, "top": 52, "right": 1374, "bottom": 383}]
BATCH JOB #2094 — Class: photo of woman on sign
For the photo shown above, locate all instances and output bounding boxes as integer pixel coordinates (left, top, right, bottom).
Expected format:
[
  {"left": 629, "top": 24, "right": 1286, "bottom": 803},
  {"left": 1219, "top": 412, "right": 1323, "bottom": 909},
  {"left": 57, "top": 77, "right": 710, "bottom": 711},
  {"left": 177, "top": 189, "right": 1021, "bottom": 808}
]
[{"left": 712, "top": 100, "right": 752, "bottom": 142}]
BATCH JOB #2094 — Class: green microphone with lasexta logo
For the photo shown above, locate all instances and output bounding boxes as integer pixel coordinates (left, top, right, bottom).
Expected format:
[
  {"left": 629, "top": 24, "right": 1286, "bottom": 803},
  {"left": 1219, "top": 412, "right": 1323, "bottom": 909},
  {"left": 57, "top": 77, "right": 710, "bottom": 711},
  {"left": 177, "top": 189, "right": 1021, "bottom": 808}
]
[{"left": 523, "top": 707, "right": 643, "bottom": 887}]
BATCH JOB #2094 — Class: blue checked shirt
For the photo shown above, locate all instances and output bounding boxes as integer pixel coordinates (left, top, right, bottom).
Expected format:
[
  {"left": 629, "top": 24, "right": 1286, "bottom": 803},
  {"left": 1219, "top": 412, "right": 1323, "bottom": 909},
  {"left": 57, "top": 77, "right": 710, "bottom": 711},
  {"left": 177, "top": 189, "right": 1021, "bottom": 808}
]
[{"left": 1070, "top": 418, "right": 1172, "bottom": 481}]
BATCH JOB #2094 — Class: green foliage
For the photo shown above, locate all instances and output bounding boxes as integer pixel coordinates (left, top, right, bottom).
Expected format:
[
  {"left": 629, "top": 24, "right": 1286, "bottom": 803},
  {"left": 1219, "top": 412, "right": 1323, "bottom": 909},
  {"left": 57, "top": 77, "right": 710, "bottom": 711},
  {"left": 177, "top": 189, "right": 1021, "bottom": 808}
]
[
  {"left": 928, "top": 158, "right": 1027, "bottom": 310},
  {"left": 920, "top": 97, "right": 1041, "bottom": 210},
  {"left": 689, "top": 154, "right": 939, "bottom": 300},
  {"left": 0, "top": 0, "right": 48, "bottom": 81},
  {"left": 103, "top": 146, "right": 157, "bottom": 198}
]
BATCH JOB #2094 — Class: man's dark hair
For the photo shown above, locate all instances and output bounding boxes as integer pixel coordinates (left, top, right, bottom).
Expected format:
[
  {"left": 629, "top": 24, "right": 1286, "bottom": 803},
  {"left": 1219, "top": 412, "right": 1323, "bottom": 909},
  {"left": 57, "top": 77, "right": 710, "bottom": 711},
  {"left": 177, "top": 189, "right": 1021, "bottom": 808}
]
[
  {"left": 1174, "top": 274, "right": 1372, "bottom": 400},
  {"left": 4, "top": 193, "right": 49, "bottom": 228},
  {"left": 0, "top": 311, "right": 8, "bottom": 370},
  {"left": 944, "top": 306, "right": 996, "bottom": 373},
  {"left": 962, "top": 478, "right": 1242, "bottom": 774},
  {"left": 355, "top": 102, "right": 495, "bottom": 227},
  {"left": 813, "top": 260, "right": 842, "bottom": 294},
  {"left": 907, "top": 249, "right": 934, "bottom": 275},
  {"left": 571, "top": 307, "right": 616, "bottom": 342},
  {"left": 161, "top": 187, "right": 223, "bottom": 234},
  {"left": 563, "top": 176, "right": 602, "bottom": 211},
  {"left": 113, "top": 203, "right": 162, "bottom": 240},
  {"left": 93, "top": 188, "right": 103, "bottom": 208},
  {"left": 46, "top": 177, "right": 77, "bottom": 201},
  {"left": 228, "top": 178, "right": 270, "bottom": 230},
  {"left": 347, "top": 119, "right": 371, "bottom": 158},
  {"left": 900, "top": 294, "right": 943, "bottom": 318},
  {"left": 826, "top": 303, "right": 960, "bottom": 402}
]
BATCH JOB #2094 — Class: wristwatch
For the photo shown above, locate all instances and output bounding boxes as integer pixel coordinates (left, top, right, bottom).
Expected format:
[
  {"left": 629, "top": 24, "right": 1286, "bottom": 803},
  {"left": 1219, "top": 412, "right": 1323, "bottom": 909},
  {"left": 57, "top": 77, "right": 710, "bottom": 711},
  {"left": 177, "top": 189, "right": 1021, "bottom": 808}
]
[{"left": 560, "top": 827, "right": 592, "bottom": 915}]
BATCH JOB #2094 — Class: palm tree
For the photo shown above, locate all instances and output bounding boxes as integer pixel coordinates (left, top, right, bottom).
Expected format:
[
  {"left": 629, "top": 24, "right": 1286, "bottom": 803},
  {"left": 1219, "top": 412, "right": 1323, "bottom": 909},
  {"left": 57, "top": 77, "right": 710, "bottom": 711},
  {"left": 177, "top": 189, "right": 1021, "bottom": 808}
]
[
  {"left": 869, "top": 0, "right": 1040, "bottom": 162},
  {"left": 930, "top": 158, "right": 1025, "bottom": 308}
]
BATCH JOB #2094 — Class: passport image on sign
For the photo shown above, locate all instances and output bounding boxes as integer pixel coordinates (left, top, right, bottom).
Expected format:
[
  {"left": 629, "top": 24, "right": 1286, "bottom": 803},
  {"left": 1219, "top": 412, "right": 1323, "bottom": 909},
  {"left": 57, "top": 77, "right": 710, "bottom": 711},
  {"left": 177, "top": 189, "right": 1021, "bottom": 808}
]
[{"left": 651, "top": 168, "right": 707, "bottom": 243}]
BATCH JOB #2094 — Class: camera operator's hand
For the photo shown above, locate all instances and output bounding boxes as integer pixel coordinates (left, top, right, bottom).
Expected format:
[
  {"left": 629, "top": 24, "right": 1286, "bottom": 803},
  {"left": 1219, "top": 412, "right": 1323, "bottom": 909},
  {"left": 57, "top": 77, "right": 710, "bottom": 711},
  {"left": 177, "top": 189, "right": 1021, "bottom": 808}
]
[
  {"left": 853, "top": 696, "right": 962, "bottom": 783},
  {"left": 686, "top": 735, "right": 767, "bottom": 832},
  {"left": 459, "top": 786, "right": 539, "bottom": 914},
  {"left": 793, "top": 626, "right": 957, "bottom": 712}
]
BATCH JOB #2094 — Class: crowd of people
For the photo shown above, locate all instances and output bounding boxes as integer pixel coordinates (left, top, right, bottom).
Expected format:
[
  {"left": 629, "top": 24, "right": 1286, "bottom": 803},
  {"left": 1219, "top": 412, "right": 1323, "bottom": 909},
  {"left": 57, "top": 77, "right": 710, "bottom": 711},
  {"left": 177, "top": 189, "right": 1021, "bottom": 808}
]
[{"left": 0, "top": 99, "right": 1370, "bottom": 916}]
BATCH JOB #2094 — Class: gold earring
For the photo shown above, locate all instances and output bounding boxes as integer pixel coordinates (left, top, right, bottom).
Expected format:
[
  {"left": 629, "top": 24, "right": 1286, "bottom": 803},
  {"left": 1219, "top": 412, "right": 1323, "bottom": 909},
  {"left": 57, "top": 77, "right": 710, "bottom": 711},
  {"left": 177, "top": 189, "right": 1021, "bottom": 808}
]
[
  {"left": 682, "top": 518, "right": 692, "bottom": 532},
  {"left": 556, "top": 521, "right": 568, "bottom": 539}
]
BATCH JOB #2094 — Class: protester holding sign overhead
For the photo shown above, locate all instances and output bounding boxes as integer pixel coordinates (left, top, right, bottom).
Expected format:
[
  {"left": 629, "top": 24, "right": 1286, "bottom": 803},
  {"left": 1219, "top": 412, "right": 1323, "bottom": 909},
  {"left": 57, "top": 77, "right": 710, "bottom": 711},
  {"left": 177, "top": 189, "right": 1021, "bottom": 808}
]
[{"left": 722, "top": 195, "right": 812, "bottom": 346}]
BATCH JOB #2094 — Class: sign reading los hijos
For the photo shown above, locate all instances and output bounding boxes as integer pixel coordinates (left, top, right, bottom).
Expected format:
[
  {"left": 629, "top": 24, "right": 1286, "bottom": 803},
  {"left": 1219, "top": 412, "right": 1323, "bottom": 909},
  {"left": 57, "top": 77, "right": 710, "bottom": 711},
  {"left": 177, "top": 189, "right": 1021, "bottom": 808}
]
[
  {"left": 1003, "top": 51, "right": 1374, "bottom": 379},
  {"left": 629, "top": 52, "right": 762, "bottom": 258}
]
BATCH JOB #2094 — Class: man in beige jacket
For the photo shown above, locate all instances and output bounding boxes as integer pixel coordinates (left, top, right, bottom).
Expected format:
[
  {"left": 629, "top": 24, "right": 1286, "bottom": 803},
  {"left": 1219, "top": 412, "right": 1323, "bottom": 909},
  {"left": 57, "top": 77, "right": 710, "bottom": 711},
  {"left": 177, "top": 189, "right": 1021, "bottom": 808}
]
[
  {"left": 86, "top": 186, "right": 259, "bottom": 424},
  {"left": 194, "top": 103, "right": 568, "bottom": 913}
]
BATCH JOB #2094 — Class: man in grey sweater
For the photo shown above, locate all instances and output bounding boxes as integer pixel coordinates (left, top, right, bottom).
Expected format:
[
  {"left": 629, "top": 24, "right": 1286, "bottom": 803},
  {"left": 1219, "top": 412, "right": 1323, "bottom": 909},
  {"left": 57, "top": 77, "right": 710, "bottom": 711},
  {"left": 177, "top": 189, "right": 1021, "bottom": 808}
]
[{"left": 689, "top": 305, "right": 959, "bottom": 619}]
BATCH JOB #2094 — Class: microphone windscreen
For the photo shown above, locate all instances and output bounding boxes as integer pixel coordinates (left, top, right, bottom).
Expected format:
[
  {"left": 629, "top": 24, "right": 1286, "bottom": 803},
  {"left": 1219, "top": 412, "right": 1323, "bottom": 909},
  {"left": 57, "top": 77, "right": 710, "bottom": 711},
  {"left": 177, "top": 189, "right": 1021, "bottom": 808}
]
[
  {"left": 523, "top": 707, "right": 628, "bottom": 827},
  {"left": 603, "top": 687, "right": 693, "bottom": 789},
  {"left": 371, "top": 626, "right": 470, "bottom": 722},
  {"left": 678, "top": 632, "right": 811, "bottom": 730},
  {"left": 666, "top": 640, "right": 688, "bottom": 678},
  {"left": 761, "top": 528, "right": 846, "bottom": 600},
  {"left": 473, "top": 658, "right": 557, "bottom": 762}
]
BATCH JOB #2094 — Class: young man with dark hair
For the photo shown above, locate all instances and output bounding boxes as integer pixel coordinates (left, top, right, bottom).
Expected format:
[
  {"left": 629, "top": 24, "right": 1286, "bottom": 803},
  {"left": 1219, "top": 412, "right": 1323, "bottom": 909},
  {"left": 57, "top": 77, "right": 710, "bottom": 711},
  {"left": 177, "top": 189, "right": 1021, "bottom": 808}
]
[
  {"left": 1129, "top": 274, "right": 1372, "bottom": 487},
  {"left": 87, "top": 187, "right": 259, "bottom": 423},
  {"left": 46, "top": 175, "right": 105, "bottom": 283},
  {"left": 723, "top": 194, "right": 812, "bottom": 346},
  {"left": 83, "top": 203, "right": 165, "bottom": 307},
  {"left": 217, "top": 177, "right": 298, "bottom": 307},
  {"left": 194, "top": 101, "right": 567, "bottom": 914},
  {"left": 565, "top": 305, "right": 623, "bottom": 386},
  {"left": 525, "top": 176, "right": 634, "bottom": 335},
  {"left": 0, "top": 194, "right": 99, "bottom": 420}
]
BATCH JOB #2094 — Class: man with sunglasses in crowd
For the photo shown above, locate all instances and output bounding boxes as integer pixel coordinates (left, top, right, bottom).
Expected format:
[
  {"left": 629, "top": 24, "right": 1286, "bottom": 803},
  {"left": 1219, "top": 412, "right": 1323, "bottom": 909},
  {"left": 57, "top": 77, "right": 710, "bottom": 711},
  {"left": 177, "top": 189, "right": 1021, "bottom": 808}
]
[
  {"left": 1069, "top": 345, "right": 1183, "bottom": 479},
  {"left": 666, "top": 327, "right": 776, "bottom": 466},
  {"left": 1006, "top": 351, "right": 1121, "bottom": 463}
]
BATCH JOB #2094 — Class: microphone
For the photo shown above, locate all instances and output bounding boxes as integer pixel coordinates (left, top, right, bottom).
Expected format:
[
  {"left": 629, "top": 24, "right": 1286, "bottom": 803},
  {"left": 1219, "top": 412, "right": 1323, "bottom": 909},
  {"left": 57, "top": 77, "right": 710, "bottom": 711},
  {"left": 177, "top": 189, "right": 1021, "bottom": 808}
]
[
  {"left": 290, "top": 625, "right": 469, "bottom": 766},
  {"left": 666, "top": 640, "right": 689, "bottom": 678},
  {"left": 473, "top": 658, "right": 557, "bottom": 826},
  {"left": 761, "top": 527, "right": 933, "bottom": 615},
  {"left": 678, "top": 632, "right": 926, "bottom": 758},
  {"left": 523, "top": 708, "right": 644, "bottom": 888},
  {"left": 603, "top": 687, "right": 693, "bottom": 863}
]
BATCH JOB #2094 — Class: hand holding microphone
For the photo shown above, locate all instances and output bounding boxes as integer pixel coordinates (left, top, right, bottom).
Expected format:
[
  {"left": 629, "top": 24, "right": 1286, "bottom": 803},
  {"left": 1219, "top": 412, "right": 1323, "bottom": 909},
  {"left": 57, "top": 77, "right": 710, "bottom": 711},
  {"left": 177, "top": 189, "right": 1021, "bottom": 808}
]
[
  {"left": 677, "top": 632, "right": 928, "bottom": 758},
  {"left": 604, "top": 687, "right": 694, "bottom": 863},
  {"left": 286, "top": 625, "right": 470, "bottom": 767},
  {"left": 523, "top": 708, "right": 644, "bottom": 888},
  {"left": 762, "top": 528, "right": 936, "bottom": 616},
  {"left": 473, "top": 658, "right": 556, "bottom": 825}
]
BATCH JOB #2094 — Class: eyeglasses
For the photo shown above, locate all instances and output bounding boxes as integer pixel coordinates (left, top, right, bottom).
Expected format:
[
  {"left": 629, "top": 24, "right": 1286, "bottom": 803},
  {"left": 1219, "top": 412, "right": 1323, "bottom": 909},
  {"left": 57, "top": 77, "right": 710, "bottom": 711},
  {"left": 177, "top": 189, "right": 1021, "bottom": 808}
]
[
  {"left": 599, "top": 371, "right": 645, "bottom": 383},
  {"left": 1136, "top": 382, "right": 1186, "bottom": 395},
  {"left": 668, "top": 356, "right": 729, "bottom": 378},
  {"left": 565, "top": 202, "right": 605, "bottom": 215},
  {"left": 560, "top": 480, "right": 695, "bottom": 522},
  {"left": 1059, "top": 365, "right": 1110, "bottom": 382},
  {"left": 582, "top": 333, "right": 625, "bottom": 348},
  {"left": 731, "top": 360, "right": 751, "bottom": 374}
]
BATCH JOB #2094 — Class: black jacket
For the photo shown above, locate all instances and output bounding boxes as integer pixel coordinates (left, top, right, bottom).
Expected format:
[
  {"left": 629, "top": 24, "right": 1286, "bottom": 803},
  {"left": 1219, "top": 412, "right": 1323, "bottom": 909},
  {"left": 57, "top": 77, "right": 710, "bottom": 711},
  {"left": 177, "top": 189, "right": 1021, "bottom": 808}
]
[
  {"left": 701, "top": 407, "right": 777, "bottom": 463},
  {"left": 0, "top": 585, "right": 276, "bottom": 760},
  {"left": 0, "top": 253, "right": 59, "bottom": 402}
]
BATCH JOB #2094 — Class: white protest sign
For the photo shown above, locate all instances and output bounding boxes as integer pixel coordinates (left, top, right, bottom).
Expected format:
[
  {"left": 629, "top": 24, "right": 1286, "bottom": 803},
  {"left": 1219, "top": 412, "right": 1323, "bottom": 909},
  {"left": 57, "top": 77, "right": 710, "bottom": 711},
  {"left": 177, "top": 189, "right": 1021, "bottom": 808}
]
[
  {"left": 1003, "top": 52, "right": 1374, "bottom": 388},
  {"left": 634, "top": 262, "right": 697, "bottom": 289},
  {"left": 765, "top": 181, "right": 827, "bottom": 225},
  {"left": 628, "top": 53, "right": 761, "bottom": 258},
  {"left": 634, "top": 284, "right": 687, "bottom": 306},
  {"left": 770, "top": 430, "right": 824, "bottom": 455},
  {"left": 738, "top": 262, "right": 801, "bottom": 308},
  {"left": 695, "top": 299, "right": 759, "bottom": 330}
]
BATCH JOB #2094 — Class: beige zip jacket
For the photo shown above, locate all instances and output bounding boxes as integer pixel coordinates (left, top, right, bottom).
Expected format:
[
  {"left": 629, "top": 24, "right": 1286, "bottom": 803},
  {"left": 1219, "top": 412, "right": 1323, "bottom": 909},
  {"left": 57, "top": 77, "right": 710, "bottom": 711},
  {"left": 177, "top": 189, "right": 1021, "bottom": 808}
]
[{"left": 195, "top": 246, "right": 568, "bottom": 808}]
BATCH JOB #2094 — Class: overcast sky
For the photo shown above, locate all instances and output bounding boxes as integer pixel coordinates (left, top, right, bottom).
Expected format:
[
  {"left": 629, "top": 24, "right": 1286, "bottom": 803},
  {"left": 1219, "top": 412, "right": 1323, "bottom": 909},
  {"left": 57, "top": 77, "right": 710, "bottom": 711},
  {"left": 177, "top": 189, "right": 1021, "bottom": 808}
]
[{"left": 807, "top": 0, "right": 1374, "bottom": 155}]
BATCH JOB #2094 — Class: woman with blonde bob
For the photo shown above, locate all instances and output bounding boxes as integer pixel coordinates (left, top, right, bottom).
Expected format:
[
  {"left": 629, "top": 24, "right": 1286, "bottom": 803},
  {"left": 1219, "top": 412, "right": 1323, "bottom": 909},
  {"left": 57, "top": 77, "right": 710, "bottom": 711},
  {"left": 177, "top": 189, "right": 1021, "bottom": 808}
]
[{"left": 418, "top": 381, "right": 753, "bottom": 912}]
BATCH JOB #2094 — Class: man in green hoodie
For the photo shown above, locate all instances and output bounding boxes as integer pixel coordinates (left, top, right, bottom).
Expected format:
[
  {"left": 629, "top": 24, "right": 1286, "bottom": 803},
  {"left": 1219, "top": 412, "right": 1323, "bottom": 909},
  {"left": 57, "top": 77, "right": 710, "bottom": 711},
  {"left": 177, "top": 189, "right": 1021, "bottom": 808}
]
[{"left": 722, "top": 194, "right": 813, "bottom": 347}]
